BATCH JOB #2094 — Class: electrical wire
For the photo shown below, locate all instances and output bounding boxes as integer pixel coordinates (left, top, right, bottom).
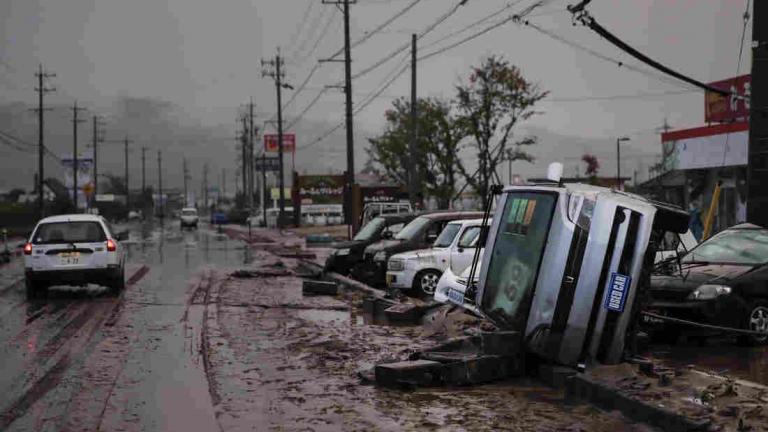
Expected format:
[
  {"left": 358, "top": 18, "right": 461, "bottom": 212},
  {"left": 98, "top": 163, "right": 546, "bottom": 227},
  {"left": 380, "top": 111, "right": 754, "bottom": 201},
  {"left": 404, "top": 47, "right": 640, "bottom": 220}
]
[
  {"left": 419, "top": 15, "right": 516, "bottom": 62},
  {"left": 286, "top": 88, "right": 328, "bottom": 130},
  {"left": 289, "top": 6, "right": 329, "bottom": 62},
  {"left": 421, "top": 0, "right": 526, "bottom": 50},
  {"left": 299, "top": 7, "right": 338, "bottom": 65},
  {"left": 327, "top": 0, "right": 423, "bottom": 59},
  {"left": 285, "top": 1, "right": 317, "bottom": 56},
  {"left": 350, "top": 0, "right": 469, "bottom": 81},
  {"left": 541, "top": 89, "right": 696, "bottom": 102},
  {"left": 575, "top": 11, "right": 729, "bottom": 96}
]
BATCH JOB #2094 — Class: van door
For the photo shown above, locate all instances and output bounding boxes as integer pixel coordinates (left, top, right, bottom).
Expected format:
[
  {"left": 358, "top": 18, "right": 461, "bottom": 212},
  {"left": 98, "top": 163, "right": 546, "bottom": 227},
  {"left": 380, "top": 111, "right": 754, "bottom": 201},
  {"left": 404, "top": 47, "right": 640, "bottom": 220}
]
[{"left": 451, "top": 225, "right": 481, "bottom": 273}]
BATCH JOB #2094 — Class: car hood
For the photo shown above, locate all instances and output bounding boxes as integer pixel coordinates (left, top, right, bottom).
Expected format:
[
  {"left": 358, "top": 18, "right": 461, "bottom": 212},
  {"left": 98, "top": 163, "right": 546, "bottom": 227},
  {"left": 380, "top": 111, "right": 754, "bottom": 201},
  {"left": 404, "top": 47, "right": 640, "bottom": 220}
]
[
  {"left": 391, "top": 248, "right": 443, "bottom": 261},
  {"left": 364, "top": 239, "right": 407, "bottom": 255},
  {"left": 332, "top": 240, "right": 367, "bottom": 250},
  {"left": 651, "top": 263, "right": 756, "bottom": 291}
]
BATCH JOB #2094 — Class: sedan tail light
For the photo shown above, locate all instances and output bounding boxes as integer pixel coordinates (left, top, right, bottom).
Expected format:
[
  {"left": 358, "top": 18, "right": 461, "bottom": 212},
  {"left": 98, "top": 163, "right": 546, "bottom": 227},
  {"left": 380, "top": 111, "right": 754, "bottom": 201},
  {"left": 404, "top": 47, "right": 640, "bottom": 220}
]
[
  {"left": 23, "top": 243, "right": 33, "bottom": 255},
  {"left": 106, "top": 239, "right": 117, "bottom": 252}
]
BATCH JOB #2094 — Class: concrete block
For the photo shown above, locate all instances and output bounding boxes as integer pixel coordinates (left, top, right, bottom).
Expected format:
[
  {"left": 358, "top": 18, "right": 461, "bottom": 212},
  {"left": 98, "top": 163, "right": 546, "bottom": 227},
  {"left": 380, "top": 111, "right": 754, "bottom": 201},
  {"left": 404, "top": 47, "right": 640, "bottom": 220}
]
[
  {"left": 302, "top": 280, "right": 338, "bottom": 296},
  {"left": 362, "top": 297, "right": 396, "bottom": 315},
  {"left": 442, "top": 355, "right": 514, "bottom": 385},
  {"left": 538, "top": 364, "right": 577, "bottom": 389},
  {"left": 480, "top": 330, "right": 522, "bottom": 356},
  {"left": 384, "top": 303, "right": 422, "bottom": 324},
  {"left": 375, "top": 360, "right": 444, "bottom": 389}
]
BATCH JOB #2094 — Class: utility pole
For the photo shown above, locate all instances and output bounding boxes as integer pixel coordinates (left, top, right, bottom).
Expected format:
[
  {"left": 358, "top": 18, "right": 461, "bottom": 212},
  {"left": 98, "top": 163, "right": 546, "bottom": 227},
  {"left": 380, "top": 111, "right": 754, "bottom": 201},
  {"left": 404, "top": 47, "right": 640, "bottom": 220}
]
[
  {"left": 158, "top": 150, "right": 164, "bottom": 217},
  {"left": 70, "top": 101, "right": 87, "bottom": 211},
  {"left": 616, "top": 137, "right": 630, "bottom": 191},
  {"left": 183, "top": 157, "right": 189, "bottom": 207},
  {"left": 409, "top": 33, "right": 418, "bottom": 206},
  {"left": 748, "top": 0, "right": 767, "bottom": 226},
  {"left": 262, "top": 51, "right": 292, "bottom": 228},
  {"left": 91, "top": 116, "right": 105, "bottom": 199},
  {"left": 261, "top": 153, "right": 267, "bottom": 226},
  {"left": 33, "top": 64, "right": 55, "bottom": 219},
  {"left": 141, "top": 146, "right": 147, "bottom": 207},
  {"left": 222, "top": 168, "right": 226, "bottom": 202},
  {"left": 240, "top": 117, "right": 247, "bottom": 204},
  {"left": 203, "top": 163, "right": 209, "bottom": 212},
  {"left": 322, "top": 0, "right": 356, "bottom": 233},
  {"left": 124, "top": 137, "right": 132, "bottom": 211},
  {"left": 248, "top": 99, "right": 256, "bottom": 213}
]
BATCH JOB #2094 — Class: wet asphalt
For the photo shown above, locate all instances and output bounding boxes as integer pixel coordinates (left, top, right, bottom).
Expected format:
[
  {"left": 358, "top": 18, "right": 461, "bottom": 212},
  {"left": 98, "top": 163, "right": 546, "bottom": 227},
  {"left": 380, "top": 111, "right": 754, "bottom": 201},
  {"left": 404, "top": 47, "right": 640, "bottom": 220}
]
[{"left": 0, "top": 219, "right": 765, "bottom": 431}]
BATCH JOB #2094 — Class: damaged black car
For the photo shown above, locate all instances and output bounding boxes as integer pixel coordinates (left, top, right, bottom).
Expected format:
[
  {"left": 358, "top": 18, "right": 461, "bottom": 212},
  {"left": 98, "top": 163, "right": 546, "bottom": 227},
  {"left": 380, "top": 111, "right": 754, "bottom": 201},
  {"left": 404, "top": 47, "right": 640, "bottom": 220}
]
[{"left": 647, "top": 223, "right": 768, "bottom": 345}]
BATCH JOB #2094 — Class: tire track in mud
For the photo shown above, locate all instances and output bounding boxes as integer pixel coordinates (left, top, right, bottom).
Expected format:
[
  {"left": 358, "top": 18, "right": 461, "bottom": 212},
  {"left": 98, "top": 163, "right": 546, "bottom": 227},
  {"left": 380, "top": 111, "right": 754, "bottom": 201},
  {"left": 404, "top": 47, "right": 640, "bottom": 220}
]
[
  {"left": 198, "top": 269, "right": 225, "bottom": 432},
  {"left": 0, "top": 265, "right": 150, "bottom": 430}
]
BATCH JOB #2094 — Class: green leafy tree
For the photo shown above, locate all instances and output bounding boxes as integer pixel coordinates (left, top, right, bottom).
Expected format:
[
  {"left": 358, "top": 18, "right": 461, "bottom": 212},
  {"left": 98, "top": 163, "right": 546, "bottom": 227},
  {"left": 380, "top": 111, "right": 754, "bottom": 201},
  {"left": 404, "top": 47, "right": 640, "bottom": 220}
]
[
  {"left": 367, "top": 97, "right": 465, "bottom": 208},
  {"left": 454, "top": 56, "right": 547, "bottom": 207}
]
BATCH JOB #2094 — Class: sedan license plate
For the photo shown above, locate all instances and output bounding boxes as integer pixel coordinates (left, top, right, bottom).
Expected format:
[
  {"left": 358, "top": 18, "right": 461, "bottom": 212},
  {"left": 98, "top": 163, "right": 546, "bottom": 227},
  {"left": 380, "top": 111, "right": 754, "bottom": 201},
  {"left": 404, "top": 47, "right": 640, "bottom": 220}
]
[
  {"left": 447, "top": 288, "right": 464, "bottom": 306},
  {"left": 59, "top": 252, "right": 81, "bottom": 265}
]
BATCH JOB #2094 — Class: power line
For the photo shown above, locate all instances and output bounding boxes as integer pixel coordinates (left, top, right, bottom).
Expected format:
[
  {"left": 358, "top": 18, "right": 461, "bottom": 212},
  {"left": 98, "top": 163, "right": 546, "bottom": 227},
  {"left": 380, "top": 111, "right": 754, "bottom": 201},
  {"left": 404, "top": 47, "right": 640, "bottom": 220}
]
[
  {"left": 420, "top": 15, "right": 516, "bottom": 62},
  {"left": 421, "top": 0, "right": 526, "bottom": 51},
  {"left": 289, "top": 6, "right": 330, "bottom": 62},
  {"left": 542, "top": 89, "right": 697, "bottom": 102},
  {"left": 286, "top": 89, "right": 328, "bottom": 130},
  {"left": 348, "top": 0, "right": 469, "bottom": 81},
  {"left": 327, "top": 0, "right": 423, "bottom": 59},
  {"left": 285, "top": 1, "right": 317, "bottom": 55},
  {"left": 571, "top": 8, "right": 729, "bottom": 96}
]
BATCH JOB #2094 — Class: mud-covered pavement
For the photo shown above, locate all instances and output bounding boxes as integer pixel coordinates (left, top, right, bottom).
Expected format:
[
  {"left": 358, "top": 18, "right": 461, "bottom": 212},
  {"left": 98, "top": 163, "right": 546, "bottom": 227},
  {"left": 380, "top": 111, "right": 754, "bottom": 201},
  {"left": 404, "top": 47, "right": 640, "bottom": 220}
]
[{"left": 0, "top": 220, "right": 658, "bottom": 431}]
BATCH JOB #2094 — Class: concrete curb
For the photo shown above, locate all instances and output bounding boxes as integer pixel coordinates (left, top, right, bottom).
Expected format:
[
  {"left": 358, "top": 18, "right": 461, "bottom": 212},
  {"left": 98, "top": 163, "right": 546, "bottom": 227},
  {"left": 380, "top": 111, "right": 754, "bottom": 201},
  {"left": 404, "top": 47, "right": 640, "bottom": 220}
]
[{"left": 565, "top": 374, "right": 710, "bottom": 432}]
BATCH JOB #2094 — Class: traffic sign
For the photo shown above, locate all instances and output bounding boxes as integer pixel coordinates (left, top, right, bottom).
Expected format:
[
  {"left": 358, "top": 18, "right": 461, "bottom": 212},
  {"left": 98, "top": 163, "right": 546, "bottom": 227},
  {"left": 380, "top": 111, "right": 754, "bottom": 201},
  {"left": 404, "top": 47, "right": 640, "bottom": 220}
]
[
  {"left": 254, "top": 156, "right": 280, "bottom": 172},
  {"left": 264, "top": 134, "right": 296, "bottom": 153}
]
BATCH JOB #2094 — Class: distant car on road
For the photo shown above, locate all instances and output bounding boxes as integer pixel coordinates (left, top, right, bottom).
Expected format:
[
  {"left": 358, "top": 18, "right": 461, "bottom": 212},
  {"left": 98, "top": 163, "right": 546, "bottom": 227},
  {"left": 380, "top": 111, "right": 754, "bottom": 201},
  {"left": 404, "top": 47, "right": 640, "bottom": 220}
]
[
  {"left": 648, "top": 223, "right": 768, "bottom": 345},
  {"left": 324, "top": 213, "right": 416, "bottom": 275},
  {"left": 23, "top": 214, "right": 127, "bottom": 298},
  {"left": 386, "top": 218, "right": 489, "bottom": 296},
  {"left": 353, "top": 211, "right": 483, "bottom": 288},
  {"left": 180, "top": 207, "right": 199, "bottom": 228}
]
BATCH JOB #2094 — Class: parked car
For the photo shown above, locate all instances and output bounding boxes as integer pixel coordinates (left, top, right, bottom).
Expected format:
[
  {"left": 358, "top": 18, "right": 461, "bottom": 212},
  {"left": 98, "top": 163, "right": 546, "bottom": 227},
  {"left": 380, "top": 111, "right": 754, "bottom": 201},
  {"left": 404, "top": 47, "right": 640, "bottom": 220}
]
[
  {"left": 23, "top": 214, "right": 127, "bottom": 298},
  {"left": 655, "top": 229, "right": 698, "bottom": 263},
  {"left": 180, "top": 207, "right": 199, "bottom": 228},
  {"left": 647, "top": 223, "right": 768, "bottom": 345},
  {"left": 359, "top": 202, "right": 412, "bottom": 227},
  {"left": 386, "top": 218, "right": 489, "bottom": 296},
  {"left": 353, "top": 211, "right": 483, "bottom": 288},
  {"left": 324, "top": 213, "right": 416, "bottom": 275},
  {"left": 434, "top": 257, "right": 483, "bottom": 315}
]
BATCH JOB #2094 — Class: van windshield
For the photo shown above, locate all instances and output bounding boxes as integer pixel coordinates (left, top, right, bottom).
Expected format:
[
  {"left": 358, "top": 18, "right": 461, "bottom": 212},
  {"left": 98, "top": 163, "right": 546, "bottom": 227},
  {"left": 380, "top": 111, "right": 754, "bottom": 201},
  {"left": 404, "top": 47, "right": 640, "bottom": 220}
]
[
  {"left": 433, "top": 223, "right": 461, "bottom": 248},
  {"left": 480, "top": 192, "right": 556, "bottom": 328},
  {"left": 354, "top": 217, "right": 385, "bottom": 241},
  {"left": 33, "top": 221, "right": 107, "bottom": 244}
]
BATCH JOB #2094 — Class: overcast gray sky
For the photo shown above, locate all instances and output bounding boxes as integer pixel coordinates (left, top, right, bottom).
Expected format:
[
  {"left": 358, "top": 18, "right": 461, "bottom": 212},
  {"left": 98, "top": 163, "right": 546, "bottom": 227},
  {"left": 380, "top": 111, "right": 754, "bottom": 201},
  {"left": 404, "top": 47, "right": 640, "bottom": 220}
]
[{"left": 0, "top": 0, "right": 753, "bottom": 190}]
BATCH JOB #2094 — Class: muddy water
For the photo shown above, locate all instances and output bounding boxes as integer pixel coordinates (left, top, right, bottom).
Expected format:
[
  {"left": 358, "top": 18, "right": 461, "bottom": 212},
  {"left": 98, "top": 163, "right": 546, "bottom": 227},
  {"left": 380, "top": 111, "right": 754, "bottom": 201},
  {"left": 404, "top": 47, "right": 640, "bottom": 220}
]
[{"left": 645, "top": 340, "right": 768, "bottom": 386}]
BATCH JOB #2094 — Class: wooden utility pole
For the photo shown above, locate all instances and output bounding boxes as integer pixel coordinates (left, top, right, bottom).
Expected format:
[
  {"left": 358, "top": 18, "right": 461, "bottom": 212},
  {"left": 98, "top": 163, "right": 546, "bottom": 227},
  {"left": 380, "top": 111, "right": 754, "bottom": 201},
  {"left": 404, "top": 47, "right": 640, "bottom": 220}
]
[
  {"left": 183, "top": 157, "right": 189, "bottom": 207},
  {"left": 33, "top": 64, "right": 55, "bottom": 219},
  {"left": 70, "top": 101, "right": 87, "bottom": 211},
  {"left": 141, "top": 146, "right": 147, "bottom": 203},
  {"left": 91, "top": 116, "right": 105, "bottom": 198},
  {"left": 409, "top": 33, "right": 418, "bottom": 206},
  {"left": 158, "top": 150, "right": 164, "bottom": 217},
  {"left": 262, "top": 52, "right": 290, "bottom": 228},
  {"left": 748, "top": 1, "right": 767, "bottom": 225}
]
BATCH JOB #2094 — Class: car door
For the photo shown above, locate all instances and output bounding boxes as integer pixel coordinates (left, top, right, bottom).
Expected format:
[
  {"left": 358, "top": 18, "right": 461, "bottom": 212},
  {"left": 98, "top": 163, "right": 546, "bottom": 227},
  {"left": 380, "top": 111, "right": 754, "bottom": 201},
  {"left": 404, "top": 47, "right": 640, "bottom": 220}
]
[{"left": 451, "top": 225, "right": 481, "bottom": 274}]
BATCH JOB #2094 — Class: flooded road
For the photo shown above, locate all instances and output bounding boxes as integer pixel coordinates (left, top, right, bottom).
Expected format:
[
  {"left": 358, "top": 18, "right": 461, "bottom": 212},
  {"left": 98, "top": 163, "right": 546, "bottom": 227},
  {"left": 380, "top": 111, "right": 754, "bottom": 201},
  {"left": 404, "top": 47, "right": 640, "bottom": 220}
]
[{"left": 0, "top": 219, "right": 700, "bottom": 430}]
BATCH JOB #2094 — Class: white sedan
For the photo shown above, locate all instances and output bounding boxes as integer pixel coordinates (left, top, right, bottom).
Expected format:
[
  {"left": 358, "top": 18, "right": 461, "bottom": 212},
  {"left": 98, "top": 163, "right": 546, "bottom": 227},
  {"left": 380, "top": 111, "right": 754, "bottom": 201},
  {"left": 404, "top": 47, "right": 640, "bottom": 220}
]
[{"left": 23, "top": 214, "right": 127, "bottom": 298}]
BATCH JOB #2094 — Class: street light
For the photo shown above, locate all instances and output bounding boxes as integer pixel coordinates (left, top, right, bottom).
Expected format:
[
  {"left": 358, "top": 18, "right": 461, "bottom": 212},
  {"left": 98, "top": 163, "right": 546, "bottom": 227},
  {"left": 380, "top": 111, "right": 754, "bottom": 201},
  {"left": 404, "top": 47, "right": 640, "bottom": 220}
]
[{"left": 616, "top": 136, "right": 630, "bottom": 190}]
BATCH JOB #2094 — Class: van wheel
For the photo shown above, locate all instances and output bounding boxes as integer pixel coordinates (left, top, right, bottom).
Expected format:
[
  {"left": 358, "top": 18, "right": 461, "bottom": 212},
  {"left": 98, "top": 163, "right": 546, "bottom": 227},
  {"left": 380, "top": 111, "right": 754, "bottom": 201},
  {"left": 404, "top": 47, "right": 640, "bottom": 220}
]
[
  {"left": 737, "top": 300, "right": 768, "bottom": 346},
  {"left": 25, "top": 278, "right": 46, "bottom": 300},
  {"left": 414, "top": 270, "right": 442, "bottom": 297}
]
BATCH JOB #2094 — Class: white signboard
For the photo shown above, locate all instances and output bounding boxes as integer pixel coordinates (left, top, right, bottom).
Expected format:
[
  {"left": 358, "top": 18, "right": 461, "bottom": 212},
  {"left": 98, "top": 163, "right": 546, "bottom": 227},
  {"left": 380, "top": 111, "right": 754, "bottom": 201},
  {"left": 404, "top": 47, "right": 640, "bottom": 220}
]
[{"left": 661, "top": 123, "right": 748, "bottom": 171}]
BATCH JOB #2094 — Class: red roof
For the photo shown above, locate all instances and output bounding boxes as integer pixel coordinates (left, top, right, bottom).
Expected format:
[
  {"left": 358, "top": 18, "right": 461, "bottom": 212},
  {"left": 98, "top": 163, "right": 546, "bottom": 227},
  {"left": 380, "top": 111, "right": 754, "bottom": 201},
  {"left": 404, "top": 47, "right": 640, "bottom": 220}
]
[{"left": 661, "top": 121, "right": 749, "bottom": 142}]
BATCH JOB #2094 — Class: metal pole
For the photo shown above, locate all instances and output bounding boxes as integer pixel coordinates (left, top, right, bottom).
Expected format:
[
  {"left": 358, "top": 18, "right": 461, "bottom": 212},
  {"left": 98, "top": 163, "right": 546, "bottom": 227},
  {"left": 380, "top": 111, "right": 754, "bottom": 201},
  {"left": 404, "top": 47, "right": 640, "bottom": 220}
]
[
  {"left": 616, "top": 137, "right": 620, "bottom": 189},
  {"left": 158, "top": 150, "right": 163, "bottom": 217},
  {"left": 748, "top": 0, "right": 767, "bottom": 225},
  {"left": 124, "top": 137, "right": 129, "bottom": 211},
  {"left": 262, "top": 154, "right": 267, "bottom": 227},
  {"left": 92, "top": 116, "right": 98, "bottom": 198},
  {"left": 343, "top": 0, "right": 355, "bottom": 231},
  {"left": 409, "top": 33, "right": 418, "bottom": 207},
  {"left": 276, "top": 51, "right": 286, "bottom": 228},
  {"left": 72, "top": 101, "right": 80, "bottom": 210}
]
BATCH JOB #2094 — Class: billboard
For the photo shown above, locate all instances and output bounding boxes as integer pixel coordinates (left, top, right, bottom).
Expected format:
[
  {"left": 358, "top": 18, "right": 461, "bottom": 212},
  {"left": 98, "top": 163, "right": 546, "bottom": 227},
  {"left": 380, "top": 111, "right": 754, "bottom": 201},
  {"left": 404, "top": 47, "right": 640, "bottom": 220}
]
[
  {"left": 254, "top": 156, "right": 280, "bottom": 172},
  {"left": 61, "top": 151, "right": 94, "bottom": 209},
  {"left": 660, "top": 122, "right": 748, "bottom": 171},
  {"left": 264, "top": 134, "right": 296, "bottom": 153},
  {"left": 705, "top": 75, "right": 750, "bottom": 123},
  {"left": 295, "top": 175, "right": 345, "bottom": 205}
]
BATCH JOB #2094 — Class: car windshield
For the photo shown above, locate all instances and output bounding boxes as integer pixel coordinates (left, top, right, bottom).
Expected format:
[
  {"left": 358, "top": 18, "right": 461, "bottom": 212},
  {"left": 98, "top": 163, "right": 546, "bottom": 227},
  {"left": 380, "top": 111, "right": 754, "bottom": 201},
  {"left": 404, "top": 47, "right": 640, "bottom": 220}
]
[
  {"left": 182, "top": 209, "right": 197, "bottom": 216},
  {"left": 394, "top": 216, "right": 431, "bottom": 240},
  {"left": 683, "top": 228, "right": 768, "bottom": 265},
  {"left": 354, "top": 217, "right": 386, "bottom": 241},
  {"left": 480, "top": 192, "right": 556, "bottom": 328},
  {"left": 433, "top": 223, "right": 462, "bottom": 248},
  {"left": 32, "top": 221, "right": 106, "bottom": 244}
]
